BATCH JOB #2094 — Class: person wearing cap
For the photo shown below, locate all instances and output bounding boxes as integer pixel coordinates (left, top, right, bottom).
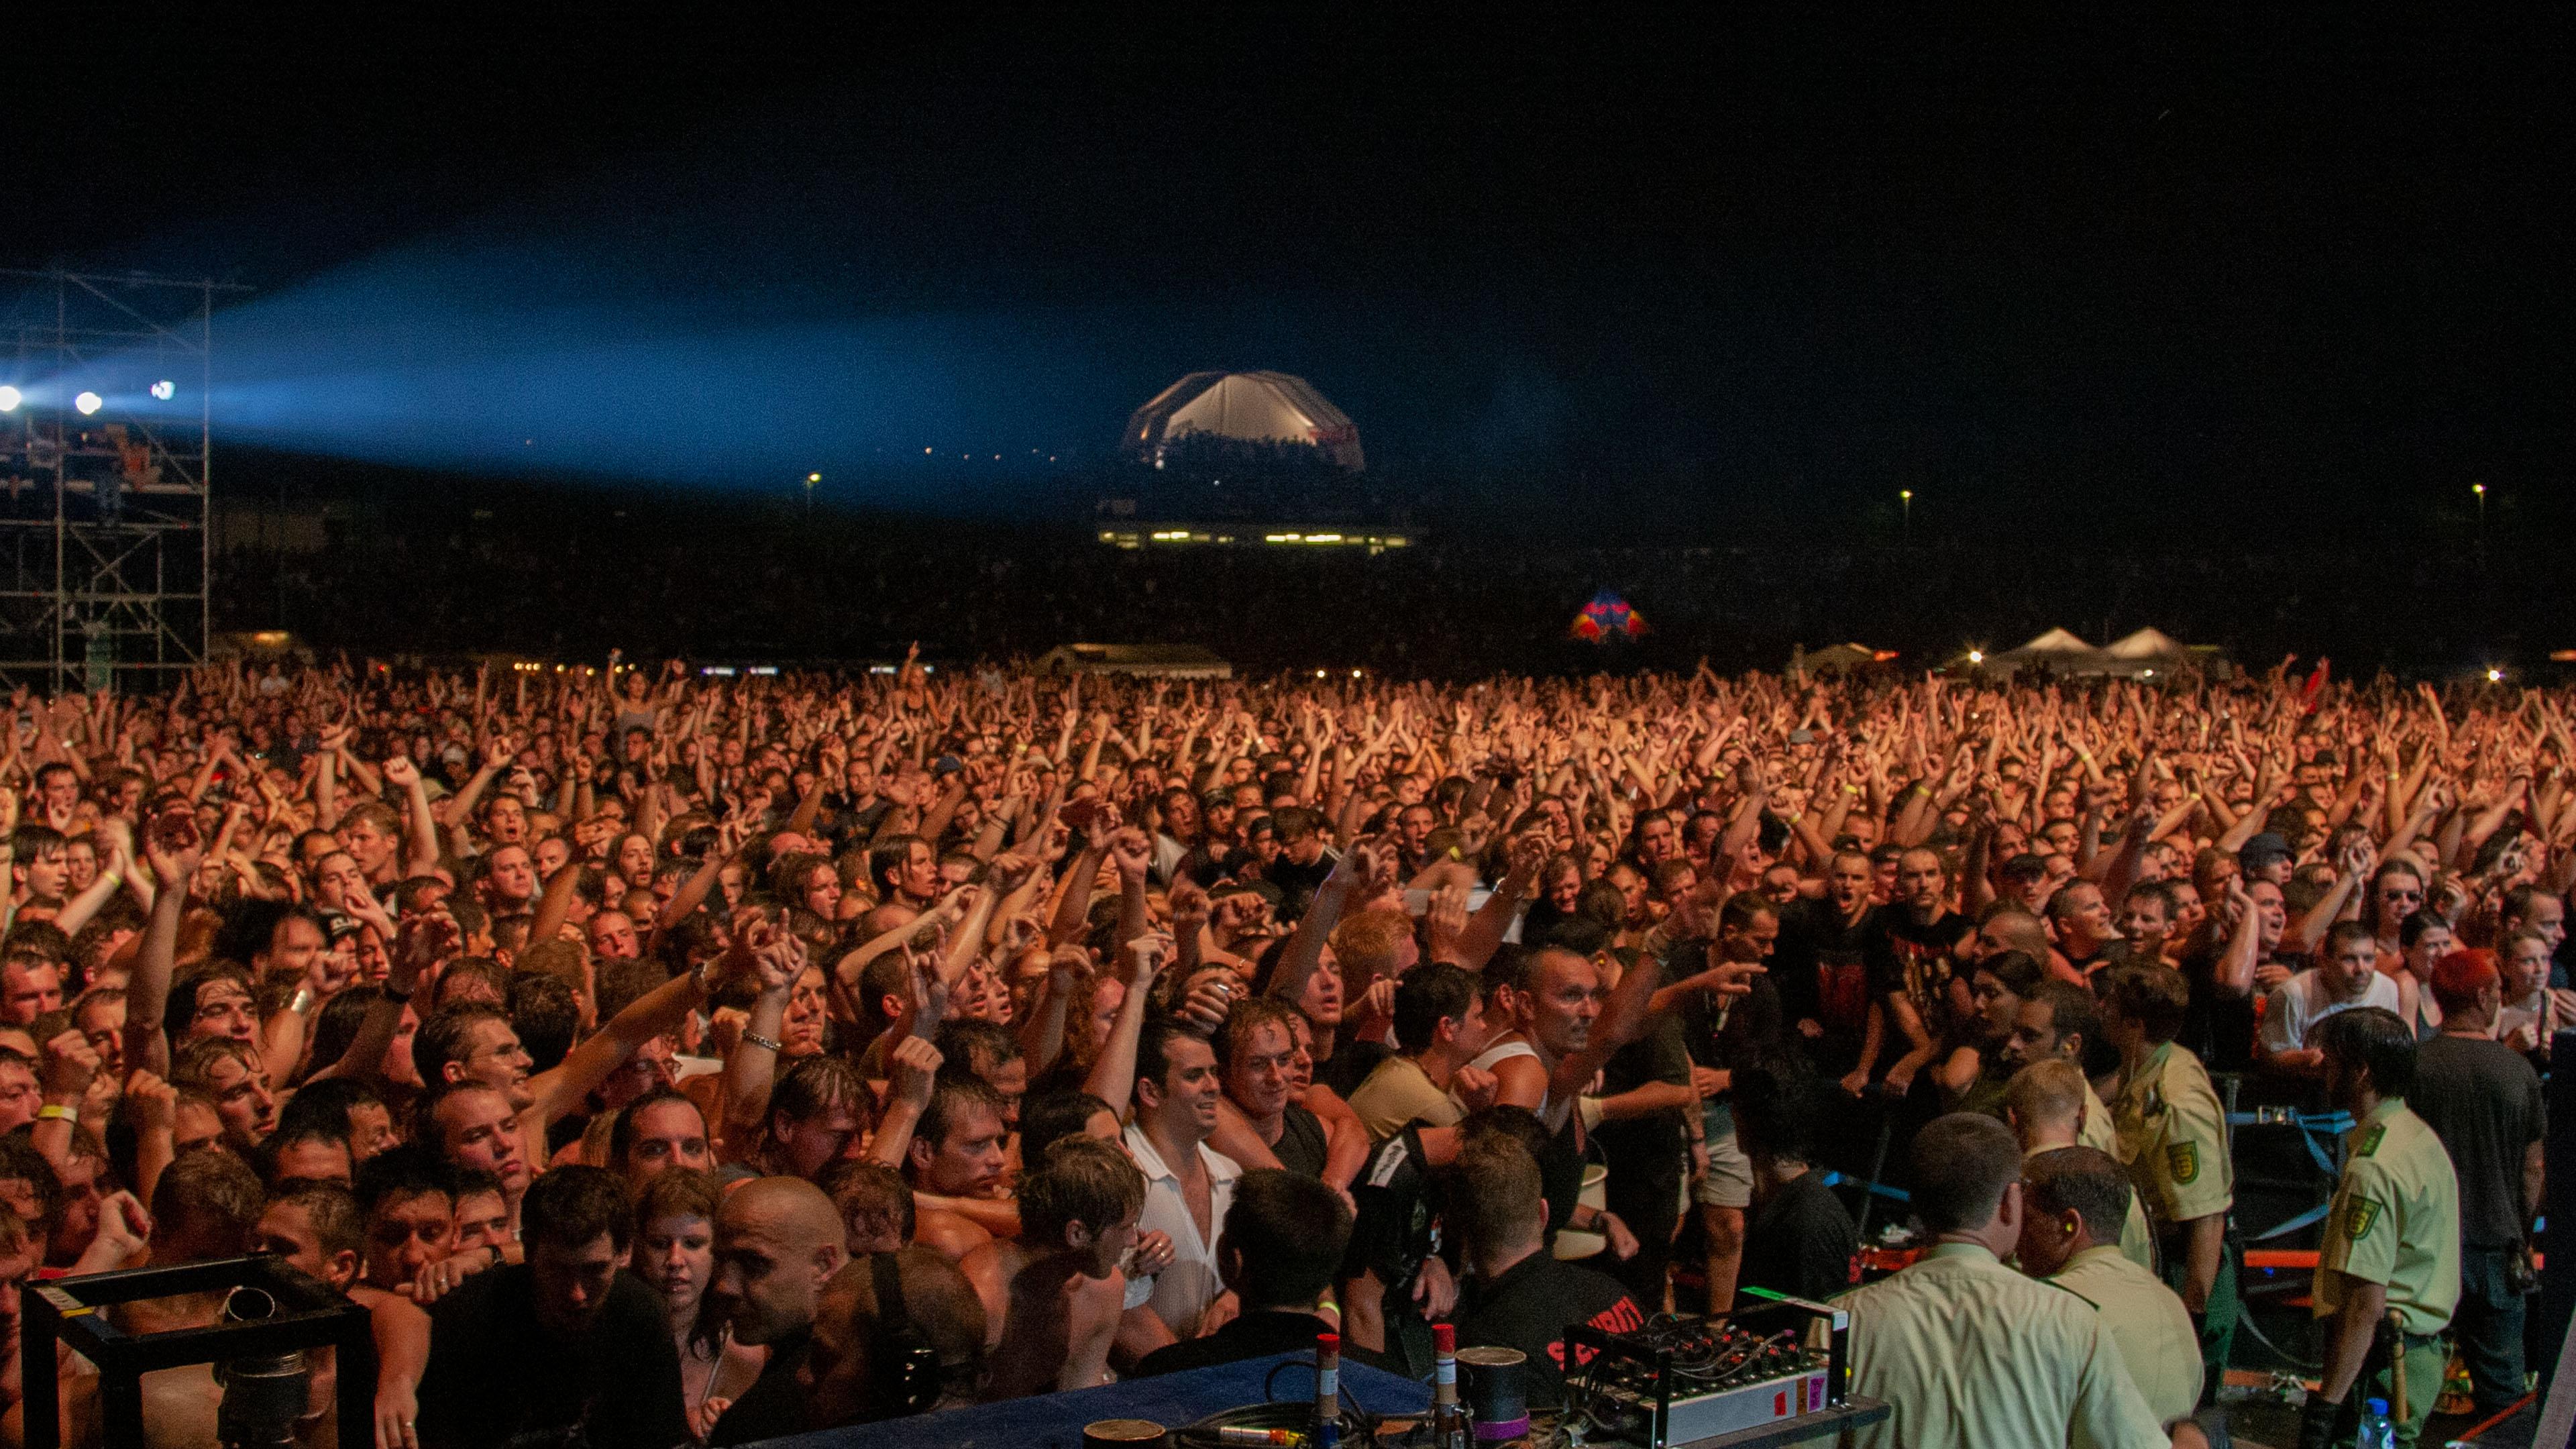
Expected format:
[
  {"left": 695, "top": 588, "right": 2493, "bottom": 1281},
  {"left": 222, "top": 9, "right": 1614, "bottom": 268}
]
[
  {"left": 2237, "top": 833, "right": 2295, "bottom": 889},
  {"left": 2407, "top": 951, "right": 2544, "bottom": 1422},
  {"left": 2102, "top": 965, "right": 2237, "bottom": 1409},
  {"left": 2298, "top": 1008, "right": 2459, "bottom": 1449}
]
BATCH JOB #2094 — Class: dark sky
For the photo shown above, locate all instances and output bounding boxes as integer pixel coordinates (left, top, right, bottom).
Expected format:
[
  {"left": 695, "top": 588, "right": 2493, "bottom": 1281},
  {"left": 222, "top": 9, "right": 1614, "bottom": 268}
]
[{"left": 13, "top": 6, "right": 2571, "bottom": 525}]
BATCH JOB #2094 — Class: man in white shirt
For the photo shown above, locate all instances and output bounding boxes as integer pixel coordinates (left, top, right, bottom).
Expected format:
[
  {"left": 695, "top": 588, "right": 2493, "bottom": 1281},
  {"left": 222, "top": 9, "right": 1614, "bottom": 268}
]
[
  {"left": 1121, "top": 1019, "right": 1242, "bottom": 1355},
  {"left": 2259, "top": 922, "right": 2400, "bottom": 1079}
]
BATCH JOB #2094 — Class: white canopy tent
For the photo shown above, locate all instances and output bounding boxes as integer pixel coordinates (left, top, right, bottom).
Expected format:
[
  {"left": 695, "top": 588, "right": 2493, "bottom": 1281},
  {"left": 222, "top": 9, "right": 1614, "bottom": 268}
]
[{"left": 1989, "top": 627, "right": 2109, "bottom": 673}]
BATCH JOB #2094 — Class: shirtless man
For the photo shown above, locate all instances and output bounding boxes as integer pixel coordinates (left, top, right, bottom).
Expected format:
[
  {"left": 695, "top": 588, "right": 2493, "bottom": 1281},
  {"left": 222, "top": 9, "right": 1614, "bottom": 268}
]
[
  {"left": 902, "top": 1075, "right": 1016, "bottom": 1261},
  {"left": 967, "top": 1136, "right": 1142, "bottom": 1398}
]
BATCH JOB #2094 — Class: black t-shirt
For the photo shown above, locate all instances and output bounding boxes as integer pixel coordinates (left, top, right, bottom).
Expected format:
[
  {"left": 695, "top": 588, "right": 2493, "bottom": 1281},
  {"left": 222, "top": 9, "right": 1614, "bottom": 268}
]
[
  {"left": 1267, "top": 855, "right": 1334, "bottom": 922},
  {"left": 2180, "top": 945, "right": 2263, "bottom": 1075},
  {"left": 1865, "top": 910, "right": 1970, "bottom": 1040},
  {"left": 1274, "top": 1101, "right": 1330, "bottom": 1178},
  {"left": 1321, "top": 1040, "right": 1394, "bottom": 1102},
  {"left": 1135, "top": 1309, "right": 1383, "bottom": 1377},
  {"left": 2411, "top": 1037, "right": 2548, "bottom": 1248},
  {"left": 708, "top": 1330, "right": 812, "bottom": 1446},
  {"left": 1741, "top": 1171, "right": 1860, "bottom": 1303},
  {"left": 1595, "top": 1016, "right": 1693, "bottom": 1186},
  {"left": 1774, "top": 897, "right": 1878, "bottom": 1069},
  {"left": 1455, "top": 1250, "right": 1646, "bottom": 1406},
  {"left": 416, "top": 1265, "right": 688, "bottom": 1449}
]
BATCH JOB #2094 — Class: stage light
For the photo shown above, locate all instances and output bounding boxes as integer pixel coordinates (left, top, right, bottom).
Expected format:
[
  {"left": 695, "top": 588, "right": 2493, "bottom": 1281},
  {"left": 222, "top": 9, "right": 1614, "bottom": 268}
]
[
  {"left": 0, "top": 386, "right": 18, "bottom": 412},
  {"left": 806, "top": 472, "right": 821, "bottom": 483},
  {"left": 150, "top": 380, "right": 176, "bottom": 400},
  {"left": 74, "top": 391, "right": 102, "bottom": 415},
  {"left": 1968, "top": 650, "right": 1984, "bottom": 665},
  {"left": 2487, "top": 668, "right": 2504, "bottom": 682}
]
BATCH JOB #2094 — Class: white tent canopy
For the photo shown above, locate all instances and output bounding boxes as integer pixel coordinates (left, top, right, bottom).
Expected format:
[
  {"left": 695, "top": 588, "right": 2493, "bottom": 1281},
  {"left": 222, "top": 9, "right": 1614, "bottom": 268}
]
[
  {"left": 1124, "top": 370, "right": 1366, "bottom": 471},
  {"left": 2104, "top": 627, "right": 2191, "bottom": 660},
  {"left": 1972, "top": 625, "right": 2216, "bottom": 678},
  {"left": 2010, "top": 628, "right": 2097, "bottom": 657}
]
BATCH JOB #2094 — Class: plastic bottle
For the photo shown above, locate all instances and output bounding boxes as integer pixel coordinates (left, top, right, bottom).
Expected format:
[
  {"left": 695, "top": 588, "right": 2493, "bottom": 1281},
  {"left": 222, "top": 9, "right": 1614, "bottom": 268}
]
[
  {"left": 1314, "top": 1333, "right": 1342, "bottom": 1449},
  {"left": 2355, "top": 1396, "right": 2394, "bottom": 1448}
]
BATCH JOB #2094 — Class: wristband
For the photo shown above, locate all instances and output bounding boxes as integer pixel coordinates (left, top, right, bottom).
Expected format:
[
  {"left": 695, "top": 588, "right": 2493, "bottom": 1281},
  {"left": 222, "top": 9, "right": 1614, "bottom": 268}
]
[
  {"left": 486, "top": 1243, "right": 506, "bottom": 1268},
  {"left": 38, "top": 1104, "right": 77, "bottom": 1124},
  {"left": 290, "top": 987, "right": 316, "bottom": 1015},
  {"left": 381, "top": 984, "right": 412, "bottom": 1004},
  {"left": 743, "top": 1030, "right": 784, "bottom": 1053}
]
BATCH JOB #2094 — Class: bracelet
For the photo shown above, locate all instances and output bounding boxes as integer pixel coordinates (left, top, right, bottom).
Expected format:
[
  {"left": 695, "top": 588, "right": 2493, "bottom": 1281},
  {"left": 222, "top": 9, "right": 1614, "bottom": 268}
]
[
  {"left": 290, "top": 987, "right": 315, "bottom": 1015},
  {"left": 743, "top": 1030, "right": 784, "bottom": 1052},
  {"left": 38, "top": 1104, "right": 77, "bottom": 1124}
]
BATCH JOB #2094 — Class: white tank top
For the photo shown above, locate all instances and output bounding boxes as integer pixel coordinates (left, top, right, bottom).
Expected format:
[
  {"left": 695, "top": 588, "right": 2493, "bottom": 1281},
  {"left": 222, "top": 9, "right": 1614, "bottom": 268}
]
[{"left": 1467, "top": 1038, "right": 1556, "bottom": 1120}]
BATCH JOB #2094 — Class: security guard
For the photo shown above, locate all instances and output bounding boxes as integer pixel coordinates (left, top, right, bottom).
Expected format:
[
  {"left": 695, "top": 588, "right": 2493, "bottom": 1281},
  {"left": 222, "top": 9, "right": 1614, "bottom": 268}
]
[
  {"left": 2299, "top": 1008, "right": 2459, "bottom": 1449},
  {"left": 1833, "top": 1114, "right": 2177, "bottom": 1449},
  {"left": 2017, "top": 1146, "right": 2206, "bottom": 1428},
  {"left": 2002, "top": 1059, "right": 2159, "bottom": 1273},
  {"left": 2102, "top": 966, "right": 2238, "bottom": 1407}
]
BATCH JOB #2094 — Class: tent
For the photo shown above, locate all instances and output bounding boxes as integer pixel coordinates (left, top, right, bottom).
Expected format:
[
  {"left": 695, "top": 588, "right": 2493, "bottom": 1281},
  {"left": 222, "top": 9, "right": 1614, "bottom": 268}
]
[
  {"left": 2104, "top": 627, "right": 2191, "bottom": 662},
  {"left": 1123, "top": 371, "right": 1365, "bottom": 471},
  {"left": 1034, "top": 643, "right": 1233, "bottom": 680},
  {"left": 1984, "top": 627, "right": 2109, "bottom": 674},
  {"left": 1793, "top": 643, "right": 1899, "bottom": 676}
]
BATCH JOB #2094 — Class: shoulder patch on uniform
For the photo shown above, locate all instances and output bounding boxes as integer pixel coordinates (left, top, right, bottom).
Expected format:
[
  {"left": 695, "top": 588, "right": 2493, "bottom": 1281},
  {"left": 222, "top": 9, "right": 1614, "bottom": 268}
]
[
  {"left": 2354, "top": 1124, "right": 2386, "bottom": 1159},
  {"left": 2344, "top": 1199, "right": 2381, "bottom": 1242},
  {"left": 2167, "top": 1142, "right": 2199, "bottom": 1185}
]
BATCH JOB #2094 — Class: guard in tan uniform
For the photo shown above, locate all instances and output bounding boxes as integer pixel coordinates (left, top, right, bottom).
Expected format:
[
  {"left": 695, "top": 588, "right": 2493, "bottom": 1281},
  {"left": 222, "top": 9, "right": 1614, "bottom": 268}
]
[
  {"left": 2017, "top": 1146, "right": 2204, "bottom": 1428},
  {"left": 2003, "top": 1059, "right": 2157, "bottom": 1271},
  {"left": 2103, "top": 965, "right": 2237, "bottom": 1407},
  {"left": 2298, "top": 1008, "right": 2459, "bottom": 1449},
  {"left": 1832, "top": 1114, "right": 2182, "bottom": 1449}
]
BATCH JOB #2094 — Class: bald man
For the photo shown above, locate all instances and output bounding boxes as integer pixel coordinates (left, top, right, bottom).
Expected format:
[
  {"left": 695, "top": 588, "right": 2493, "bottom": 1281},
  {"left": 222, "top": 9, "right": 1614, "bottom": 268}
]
[
  {"left": 803, "top": 1247, "right": 988, "bottom": 1428},
  {"left": 708, "top": 1176, "right": 853, "bottom": 1446}
]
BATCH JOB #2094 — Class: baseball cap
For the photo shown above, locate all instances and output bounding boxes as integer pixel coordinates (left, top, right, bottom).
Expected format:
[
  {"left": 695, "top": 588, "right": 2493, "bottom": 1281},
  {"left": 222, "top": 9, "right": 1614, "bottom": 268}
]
[{"left": 2239, "top": 833, "right": 2293, "bottom": 869}]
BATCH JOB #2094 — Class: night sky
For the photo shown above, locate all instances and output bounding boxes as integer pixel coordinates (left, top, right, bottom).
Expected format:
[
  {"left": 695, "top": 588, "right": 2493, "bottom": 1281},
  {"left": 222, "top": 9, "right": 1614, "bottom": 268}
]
[{"left": 11, "top": 7, "right": 2570, "bottom": 529}]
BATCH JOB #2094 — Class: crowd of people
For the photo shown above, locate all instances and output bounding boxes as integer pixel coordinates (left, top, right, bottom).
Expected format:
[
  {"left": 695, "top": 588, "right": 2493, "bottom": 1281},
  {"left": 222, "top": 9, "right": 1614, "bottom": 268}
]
[{"left": 0, "top": 652, "right": 2563, "bottom": 1448}]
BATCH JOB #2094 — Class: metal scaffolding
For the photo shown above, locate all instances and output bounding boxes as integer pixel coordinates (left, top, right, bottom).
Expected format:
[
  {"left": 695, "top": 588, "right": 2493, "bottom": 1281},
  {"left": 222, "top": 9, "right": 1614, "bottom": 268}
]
[{"left": 0, "top": 268, "right": 244, "bottom": 692}]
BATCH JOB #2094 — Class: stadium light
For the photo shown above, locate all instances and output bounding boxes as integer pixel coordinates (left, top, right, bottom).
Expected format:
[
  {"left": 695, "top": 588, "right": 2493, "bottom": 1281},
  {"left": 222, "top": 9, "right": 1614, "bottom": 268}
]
[
  {"left": 74, "top": 391, "right": 103, "bottom": 415},
  {"left": 0, "top": 385, "right": 19, "bottom": 412},
  {"left": 150, "top": 380, "right": 176, "bottom": 400}
]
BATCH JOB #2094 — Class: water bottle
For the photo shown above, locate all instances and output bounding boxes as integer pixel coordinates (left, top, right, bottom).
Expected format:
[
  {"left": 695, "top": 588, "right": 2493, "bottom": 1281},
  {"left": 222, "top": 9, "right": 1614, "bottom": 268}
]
[{"left": 2355, "top": 1396, "right": 2394, "bottom": 1448}]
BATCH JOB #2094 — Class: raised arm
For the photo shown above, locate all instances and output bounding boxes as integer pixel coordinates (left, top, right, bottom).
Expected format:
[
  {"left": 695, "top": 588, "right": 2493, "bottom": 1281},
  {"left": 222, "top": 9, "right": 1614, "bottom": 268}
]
[
  {"left": 382, "top": 754, "right": 443, "bottom": 879},
  {"left": 1265, "top": 845, "right": 1365, "bottom": 1012},
  {"left": 526, "top": 946, "right": 744, "bottom": 1131},
  {"left": 1084, "top": 932, "right": 1171, "bottom": 1117},
  {"left": 125, "top": 816, "right": 205, "bottom": 1080},
  {"left": 1452, "top": 833, "right": 1546, "bottom": 973}
]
